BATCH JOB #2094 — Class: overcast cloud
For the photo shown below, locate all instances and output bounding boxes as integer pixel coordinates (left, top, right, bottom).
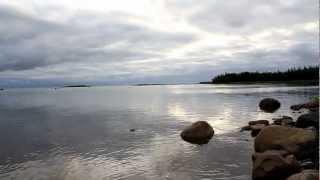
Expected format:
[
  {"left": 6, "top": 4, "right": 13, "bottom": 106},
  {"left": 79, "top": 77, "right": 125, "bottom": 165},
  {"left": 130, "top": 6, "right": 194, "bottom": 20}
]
[{"left": 0, "top": 0, "right": 318, "bottom": 87}]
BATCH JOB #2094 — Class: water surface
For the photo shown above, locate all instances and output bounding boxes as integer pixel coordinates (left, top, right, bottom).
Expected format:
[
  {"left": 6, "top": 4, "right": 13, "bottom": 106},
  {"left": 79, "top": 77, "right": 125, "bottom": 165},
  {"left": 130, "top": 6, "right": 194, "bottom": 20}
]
[{"left": 0, "top": 84, "right": 318, "bottom": 180}]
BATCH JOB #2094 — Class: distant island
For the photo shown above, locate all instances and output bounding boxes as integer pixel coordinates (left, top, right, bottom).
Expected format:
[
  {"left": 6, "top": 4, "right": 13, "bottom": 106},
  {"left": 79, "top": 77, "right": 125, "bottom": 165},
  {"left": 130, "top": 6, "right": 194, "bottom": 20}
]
[
  {"left": 63, "top": 85, "right": 91, "bottom": 88},
  {"left": 201, "top": 66, "right": 319, "bottom": 84},
  {"left": 135, "top": 83, "right": 170, "bottom": 86}
]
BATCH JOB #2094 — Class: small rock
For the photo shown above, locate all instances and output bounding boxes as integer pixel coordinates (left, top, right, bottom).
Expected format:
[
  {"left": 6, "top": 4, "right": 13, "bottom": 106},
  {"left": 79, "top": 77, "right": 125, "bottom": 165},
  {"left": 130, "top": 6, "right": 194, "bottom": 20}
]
[
  {"left": 130, "top": 129, "right": 136, "bottom": 132},
  {"left": 180, "top": 121, "right": 214, "bottom": 145},
  {"left": 241, "top": 120, "right": 269, "bottom": 133},
  {"left": 249, "top": 120, "right": 269, "bottom": 126},
  {"left": 296, "top": 112, "right": 319, "bottom": 129},
  {"left": 272, "top": 116, "right": 294, "bottom": 126},
  {"left": 259, "top": 98, "right": 281, "bottom": 113},
  {"left": 291, "top": 104, "right": 304, "bottom": 111},
  {"left": 291, "top": 101, "right": 319, "bottom": 111},
  {"left": 240, "top": 125, "right": 251, "bottom": 131},
  {"left": 252, "top": 150, "right": 301, "bottom": 180},
  {"left": 286, "top": 169, "right": 319, "bottom": 180},
  {"left": 254, "top": 125, "right": 316, "bottom": 159}
]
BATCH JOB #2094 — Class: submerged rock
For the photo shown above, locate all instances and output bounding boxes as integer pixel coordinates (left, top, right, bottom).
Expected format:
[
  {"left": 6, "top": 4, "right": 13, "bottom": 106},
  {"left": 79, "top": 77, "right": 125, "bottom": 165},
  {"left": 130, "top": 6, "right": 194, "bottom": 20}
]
[
  {"left": 286, "top": 169, "right": 319, "bottom": 180},
  {"left": 180, "top": 121, "right": 214, "bottom": 145},
  {"left": 254, "top": 126, "right": 316, "bottom": 159},
  {"left": 252, "top": 150, "right": 301, "bottom": 180},
  {"left": 259, "top": 98, "right": 281, "bottom": 113},
  {"left": 296, "top": 112, "right": 319, "bottom": 129}
]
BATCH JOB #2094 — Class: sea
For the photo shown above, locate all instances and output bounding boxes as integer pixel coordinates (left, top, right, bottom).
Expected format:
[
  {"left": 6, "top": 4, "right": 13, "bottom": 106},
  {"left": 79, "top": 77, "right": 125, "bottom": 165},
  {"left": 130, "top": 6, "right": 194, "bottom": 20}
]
[{"left": 0, "top": 84, "right": 318, "bottom": 180}]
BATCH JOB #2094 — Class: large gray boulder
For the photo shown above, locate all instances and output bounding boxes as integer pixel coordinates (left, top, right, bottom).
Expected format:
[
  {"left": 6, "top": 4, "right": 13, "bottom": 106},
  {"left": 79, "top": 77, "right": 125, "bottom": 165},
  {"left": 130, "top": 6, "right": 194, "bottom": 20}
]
[
  {"left": 254, "top": 126, "right": 316, "bottom": 159},
  {"left": 252, "top": 150, "right": 301, "bottom": 180},
  {"left": 180, "top": 121, "right": 214, "bottom": 145},
  {"left": 259, "top": 98, "right": 281, "bottom": 113}
]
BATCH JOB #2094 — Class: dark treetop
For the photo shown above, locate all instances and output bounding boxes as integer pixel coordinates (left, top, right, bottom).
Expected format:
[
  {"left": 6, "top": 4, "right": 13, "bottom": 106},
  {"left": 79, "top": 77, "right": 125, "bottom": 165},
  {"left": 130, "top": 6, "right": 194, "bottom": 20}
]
[{"left": 206, "top": 66, "right": 319, "bottom": 84}]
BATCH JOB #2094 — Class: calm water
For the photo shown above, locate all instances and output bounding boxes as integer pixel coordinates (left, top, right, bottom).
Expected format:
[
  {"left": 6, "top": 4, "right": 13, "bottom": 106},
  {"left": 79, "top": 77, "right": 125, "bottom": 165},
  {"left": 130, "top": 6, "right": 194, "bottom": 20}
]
[{"left": 0, "top": 84, "right": 318, "bottom": 180}]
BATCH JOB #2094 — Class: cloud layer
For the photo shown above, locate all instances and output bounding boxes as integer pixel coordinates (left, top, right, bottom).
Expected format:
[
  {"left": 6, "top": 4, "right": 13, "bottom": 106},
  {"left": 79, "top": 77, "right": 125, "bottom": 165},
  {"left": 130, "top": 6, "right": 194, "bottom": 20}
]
[{"left": 0, "top": 0, "right": 318, "bottom": 87}]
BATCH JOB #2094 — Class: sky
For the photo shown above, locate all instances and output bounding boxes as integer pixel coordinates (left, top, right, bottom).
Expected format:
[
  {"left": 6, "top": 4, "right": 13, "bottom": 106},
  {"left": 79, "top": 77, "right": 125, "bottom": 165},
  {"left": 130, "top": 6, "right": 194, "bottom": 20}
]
[{"left": 0, "top": 0, "right": 318, "bottom": 87}]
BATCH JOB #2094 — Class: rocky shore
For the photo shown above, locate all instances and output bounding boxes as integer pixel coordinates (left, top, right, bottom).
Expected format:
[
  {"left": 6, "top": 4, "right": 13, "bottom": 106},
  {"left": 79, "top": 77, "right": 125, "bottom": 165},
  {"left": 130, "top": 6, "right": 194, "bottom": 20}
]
[
  {"left": 242, "top": 98, "right": 319, "bottom": 180},
  {"left": 180, "top": 97, "right": 319, "bottom": 179}
]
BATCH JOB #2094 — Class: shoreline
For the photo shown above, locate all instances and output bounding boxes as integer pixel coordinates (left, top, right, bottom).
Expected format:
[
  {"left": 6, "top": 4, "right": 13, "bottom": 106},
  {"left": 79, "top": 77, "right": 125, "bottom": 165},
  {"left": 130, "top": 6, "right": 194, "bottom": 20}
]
[
  {"left": 241, "top": 98, "right": 319, "bottom": 179},
  {"left": 200, "top": 80, "right": 319, "bottom": 86}
]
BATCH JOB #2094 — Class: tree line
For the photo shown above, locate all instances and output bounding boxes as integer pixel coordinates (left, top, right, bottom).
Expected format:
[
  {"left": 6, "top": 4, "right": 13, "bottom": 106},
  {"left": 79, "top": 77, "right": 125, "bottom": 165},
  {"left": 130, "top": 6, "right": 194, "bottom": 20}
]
[{"left": 210, "top": 66, "right": 319, "bottom": 84}]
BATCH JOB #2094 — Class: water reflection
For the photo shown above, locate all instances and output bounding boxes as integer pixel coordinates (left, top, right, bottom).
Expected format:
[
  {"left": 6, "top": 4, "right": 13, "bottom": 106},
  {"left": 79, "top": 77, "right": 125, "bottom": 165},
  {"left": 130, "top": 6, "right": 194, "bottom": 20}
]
[
  {"left": 167, "top": 101, "right": 236, "bottom": 134},
  {"left": 0, "top": 85, "right": 318, "bottom": 179}
]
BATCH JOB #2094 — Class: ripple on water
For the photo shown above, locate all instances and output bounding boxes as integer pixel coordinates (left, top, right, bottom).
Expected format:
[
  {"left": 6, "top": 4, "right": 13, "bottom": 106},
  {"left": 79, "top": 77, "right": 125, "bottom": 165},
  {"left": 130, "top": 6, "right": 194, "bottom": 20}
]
[{"left": 0, "top": 85, "right": 317, "bottom": 179}]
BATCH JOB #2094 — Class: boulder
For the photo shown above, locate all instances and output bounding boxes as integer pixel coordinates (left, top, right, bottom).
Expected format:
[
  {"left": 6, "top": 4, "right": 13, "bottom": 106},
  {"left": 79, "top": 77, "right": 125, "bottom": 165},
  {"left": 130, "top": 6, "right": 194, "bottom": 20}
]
[
  {"left": 259, "top": 98, "right": 281, "bottom": 113},
  {"left": 251, "top": 124, "right": 267, "bottom": 137},
  {"left": 249, "top": 120, "right": 270, "bottom": 126},
  {"left": 252, "top": 150, "right": 301, "bottom": 180},
  {"left": 286, "top": 169, "right": 319, "bottom": 180},
  {"left": 272, "top": 116, "right": 294, "bottom": 126},
  {"left": 296, "top": 112, "right": 319, "bottom": 129},
  {"left": 180, "top": 121, "right": 214, "bottom": 144},
  {"left": 254, "top": 126, "right": 316, "bottom": 159}
]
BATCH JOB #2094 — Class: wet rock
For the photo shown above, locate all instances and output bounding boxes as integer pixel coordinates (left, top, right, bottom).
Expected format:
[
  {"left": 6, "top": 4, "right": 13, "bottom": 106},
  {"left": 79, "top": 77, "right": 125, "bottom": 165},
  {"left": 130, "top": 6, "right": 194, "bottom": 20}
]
[
  {"left": 286, "top": 169, "right": 319, "bottom": 180},
  {"left": 249, "top": 120, "right": 270, "bottom": 126},
  {"left": 291, "top": 101, "right": 319, "bottom": 111},
  {"left": 240, "top": 125, "right": 251, "bottom": 131},
  {"left": 251, "top": 124, "right": 267, "bottom": 137},
  {"left": 180, "top": 121, "right": 214, "bottom": 145},
  {"left": 252, "top": 150, "right": 301, "bottom": 180},
  {"left": 241, "top": 120, "right": 269, "bottom": 132},
  {"left": 259, "top": 98, "right": 281, "bottom": 113},
  {"left": 296, "top": 112, "right": 319, "bottom": 129},
  {"left": 291, "top": 104, "right": 304, "bottom": 111},
  {"left": 272, "top": 116, "right": 294, "bottom": 126},
  {"left": 254, "top": 126, "right": 316, "bottom": 159}
]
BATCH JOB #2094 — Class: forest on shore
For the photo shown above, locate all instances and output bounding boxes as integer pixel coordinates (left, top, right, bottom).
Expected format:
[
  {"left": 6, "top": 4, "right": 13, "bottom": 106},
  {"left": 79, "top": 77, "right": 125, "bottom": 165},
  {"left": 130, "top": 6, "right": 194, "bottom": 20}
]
[{"left": 201, "top": 66, "right": 319, "bottom": 84}]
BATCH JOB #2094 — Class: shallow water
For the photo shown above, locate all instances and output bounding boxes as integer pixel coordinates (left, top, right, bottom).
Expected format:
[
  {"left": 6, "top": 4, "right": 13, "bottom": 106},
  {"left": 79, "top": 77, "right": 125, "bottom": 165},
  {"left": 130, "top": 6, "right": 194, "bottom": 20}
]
[{"left": 0, "top": 84, "right": 318, "bottom": 180}]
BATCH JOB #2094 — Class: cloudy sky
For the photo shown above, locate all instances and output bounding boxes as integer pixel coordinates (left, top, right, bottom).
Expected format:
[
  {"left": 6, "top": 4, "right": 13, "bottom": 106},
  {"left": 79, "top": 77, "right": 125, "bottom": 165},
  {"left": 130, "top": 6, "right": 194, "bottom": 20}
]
[{"left": 0, "top": 0, "right": 318, "bottom": 87}]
